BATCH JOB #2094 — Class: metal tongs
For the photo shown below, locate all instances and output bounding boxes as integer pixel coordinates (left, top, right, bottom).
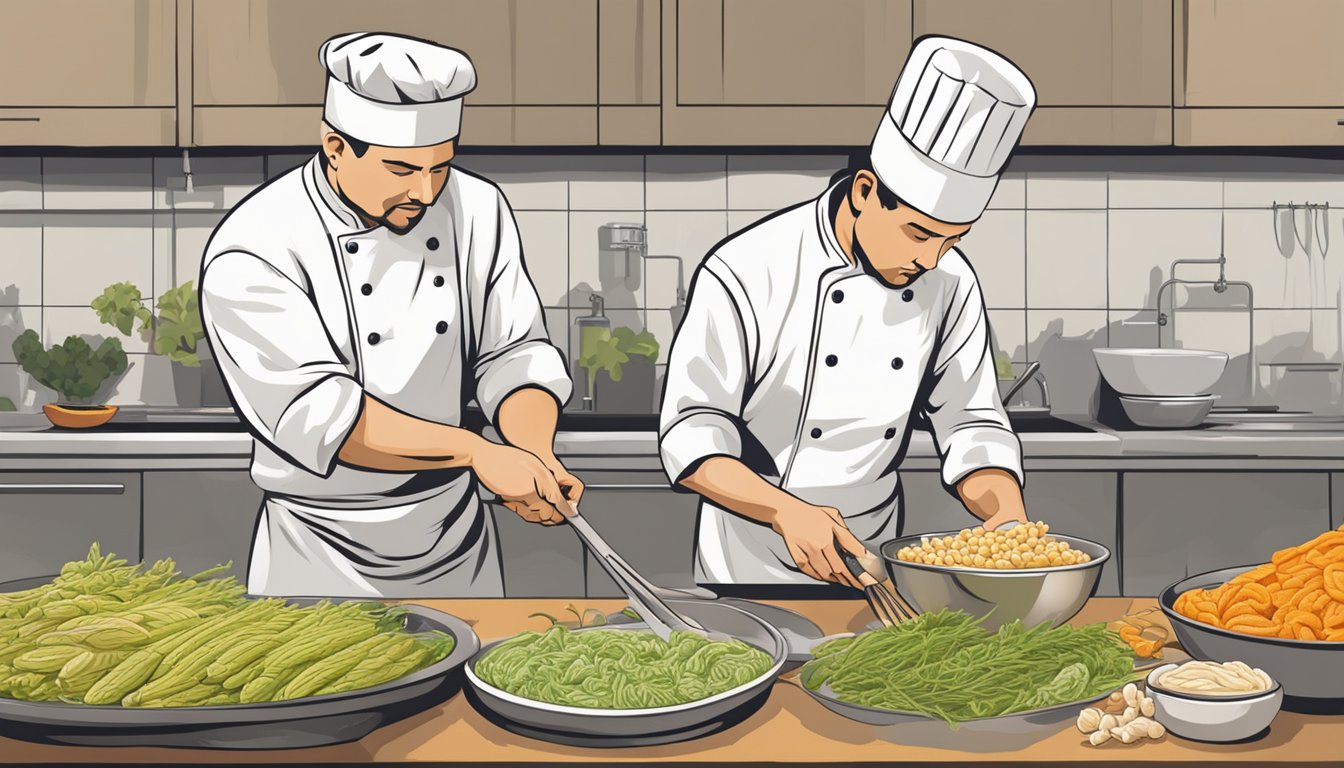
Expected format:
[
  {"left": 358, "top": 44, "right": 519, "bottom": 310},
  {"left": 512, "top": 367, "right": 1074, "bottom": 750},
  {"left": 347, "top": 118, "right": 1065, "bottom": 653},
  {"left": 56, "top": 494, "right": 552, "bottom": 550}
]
[
  {"left": 838, "top": 543, "right": 914, "bottom": 628},
  {"left": 559, "top": 499, "right": 725, "bottom": 642}
]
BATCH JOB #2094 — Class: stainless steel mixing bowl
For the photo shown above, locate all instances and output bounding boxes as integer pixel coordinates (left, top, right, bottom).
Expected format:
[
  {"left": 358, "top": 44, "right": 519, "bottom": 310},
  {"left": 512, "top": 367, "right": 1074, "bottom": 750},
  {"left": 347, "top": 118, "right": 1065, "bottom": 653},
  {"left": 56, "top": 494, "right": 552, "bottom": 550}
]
[
  {"left": 879, "top": 532, "right": 1110, "bottom": 630},
  {"left": 1160, "top": 566, "right": 1344, "bottom": 708}
]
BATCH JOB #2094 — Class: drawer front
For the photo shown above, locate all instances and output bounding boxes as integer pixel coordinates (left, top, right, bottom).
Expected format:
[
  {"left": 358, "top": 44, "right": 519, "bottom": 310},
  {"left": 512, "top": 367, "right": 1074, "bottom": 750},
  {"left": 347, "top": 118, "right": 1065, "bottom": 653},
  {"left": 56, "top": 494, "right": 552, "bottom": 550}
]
[
  {"left": 0, "top": 472, "right": 141, "bottom": 583},
  {"left": 142, "top": 471, "right": 263, "bottom": 582}
]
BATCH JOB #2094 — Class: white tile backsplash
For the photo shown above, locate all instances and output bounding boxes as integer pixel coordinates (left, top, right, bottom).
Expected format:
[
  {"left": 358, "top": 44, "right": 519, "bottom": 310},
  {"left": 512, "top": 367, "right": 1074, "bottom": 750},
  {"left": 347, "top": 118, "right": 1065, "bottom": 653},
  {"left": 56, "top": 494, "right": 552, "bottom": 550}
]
[
  {"left": 0, "top": 158, "right": 42, "bottom": 210},
  {"left": 0, "top": 306, "right": 40, "bottom": 364},
  {"left": 1108, "top": 173, "right": 1223, "bottom": 209},
  {"left": 727, "top": 155, "right": 844, "bottom": 210},
  {"left": 0, "top": 216, "right": 42, "bottom": 306},
  {"left": 1026, "top": 210, "right": 1108, "bottom": 308},
  {"left": 987, "top": 173, "right": 1026, "bottom": 210},
  {"left": 960, "top": 210, "right": 1025, "bottom": 310},
  {"left": 1026, "top": 173, "right": 1108, "bottom": 210},
  {"left": 568, "top": 156, "right": 643, "bottom": 211},
  {"left": 646, "top": 155, "right": 727, "bottom": 211},
  {"left": 153, "top": 156, "right": 264, "bottom": 210},
  {"left": 644, "top": 211, "right": 725, "bottom": 310},
  {"left": 42, "top": 214, "right": 154, "bottom": 307},
  {"left": 5, "top": 152, "right": 1343, "bottom": 411},
  {"left": 1107, "top": 209, "right": 1223, "bottom": 310},
  {"left": 44, "top": 158, "right": 153, "bottom": 210},
  {"left": 457, "top": 156, "right": 571, "bottom": 210},
  {"left": 987, "top": 309, "right": 1027, "bottom": 363},
  {"left": 515, "top": 211, "right": 569, "bottom": 305}
]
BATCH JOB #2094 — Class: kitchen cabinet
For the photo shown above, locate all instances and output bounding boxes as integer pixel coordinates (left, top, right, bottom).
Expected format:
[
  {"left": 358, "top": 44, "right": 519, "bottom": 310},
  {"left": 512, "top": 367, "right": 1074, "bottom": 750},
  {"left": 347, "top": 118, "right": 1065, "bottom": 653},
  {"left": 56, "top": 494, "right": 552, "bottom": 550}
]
[
  {"left": 0, "top": 473, "right": 140, "bottom": 584},
  {"left": 901, "top": 471, "right": 1121, "bottom": 596},
  {"left": 189, "top": 0, "right": 599, "bottom": 146},
  {"left": 1121, "top": 472, "right": 1332, "bottom": 597},
  {"left": 578, "top": 471, "right": 701, "bottom": 597},
  {"left": 599, "top": 0, "right": 663, "bottom": 145},
  {"left": 1175, "top": 0, "right": 1344, "bottom": 145},
  {"left": 490, "top": 502, "right": 587, "bottom": 598},
  {"left": 661, "top": 0, "right": 910, "bottom": 145},
  {"left": 141, "top": 470, "right": 263, "bottom": 582},
  {"left": 914, "top": 0, "right": 1173, "bottom": 146},
  {"left": 0, "top": 0, "right": 177, "bottom": 146}
]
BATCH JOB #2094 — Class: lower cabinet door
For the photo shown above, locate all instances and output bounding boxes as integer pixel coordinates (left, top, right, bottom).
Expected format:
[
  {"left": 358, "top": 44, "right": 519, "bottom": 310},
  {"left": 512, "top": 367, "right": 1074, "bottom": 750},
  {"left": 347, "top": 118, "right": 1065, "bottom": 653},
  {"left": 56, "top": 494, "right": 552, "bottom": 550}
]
[
  {"left": 1122, "top": 472, "right": 1332, "bottom": 597},
  {"left": 899, "top": 471, "right": 1121, "bottom": 597},
  {"left": 0, "top": 472, "right": 141, "bottom": 583},
  {"left": 141, "top": 471, "right": 263, "bottom": 583},
  {"left": 576, "top": 472, "right": 700, "bottom": 598}
]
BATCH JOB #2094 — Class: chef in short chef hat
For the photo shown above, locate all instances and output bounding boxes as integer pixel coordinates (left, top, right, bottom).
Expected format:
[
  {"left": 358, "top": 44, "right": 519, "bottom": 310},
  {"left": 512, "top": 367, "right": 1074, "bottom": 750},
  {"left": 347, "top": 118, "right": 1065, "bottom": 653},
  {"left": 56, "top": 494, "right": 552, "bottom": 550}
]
[
  {"left": 659, "top": 37, "right": 1042, "bottom": 588},
  {"left": 318, "top": 31, "right": 479, "bottom": 233},
  {"left": 199, "top": 31, "right": 580, "bottom": 599}
]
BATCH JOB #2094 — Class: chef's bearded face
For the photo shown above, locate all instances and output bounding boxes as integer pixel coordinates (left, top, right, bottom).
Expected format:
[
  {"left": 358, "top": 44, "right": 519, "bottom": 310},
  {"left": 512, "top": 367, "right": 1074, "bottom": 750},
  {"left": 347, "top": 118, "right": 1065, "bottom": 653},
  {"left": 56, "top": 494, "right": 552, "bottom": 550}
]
[
  {"left": 846, "top": 169, "right": 974, "bottom": 288},
  {"left": 321, "top": 127, "right": 456, "bottom": 234}
]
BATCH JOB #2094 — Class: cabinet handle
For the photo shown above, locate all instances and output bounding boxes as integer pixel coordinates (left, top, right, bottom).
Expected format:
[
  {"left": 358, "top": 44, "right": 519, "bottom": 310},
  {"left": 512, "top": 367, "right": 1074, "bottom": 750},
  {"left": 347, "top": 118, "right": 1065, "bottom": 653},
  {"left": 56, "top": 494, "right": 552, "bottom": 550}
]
[
  {"left": 1338, "top": 119, "right": 1344, "bottom": 126},
  {"left": 0, "top": 483, "right": 125, "bottom": 494},
  {"left": 583, "top": 484, "right": 670, "bottom": 491},
  {"left": 0, "top": 117, "right": 41, "bottom": 122}
]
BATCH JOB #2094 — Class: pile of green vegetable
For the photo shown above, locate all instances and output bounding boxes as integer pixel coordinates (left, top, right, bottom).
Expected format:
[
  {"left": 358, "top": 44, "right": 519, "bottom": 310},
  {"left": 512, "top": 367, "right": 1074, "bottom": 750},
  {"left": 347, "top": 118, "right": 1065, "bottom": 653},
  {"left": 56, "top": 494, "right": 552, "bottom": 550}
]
[
  {"left": 801, "top": 610, "right": 1139, "bottom": 725},
  {"left": 0, "top": 545, "right": 454, "bottom": 707},
  {"left": 474, "top": 625, "right": 773, "bottom": 709}
]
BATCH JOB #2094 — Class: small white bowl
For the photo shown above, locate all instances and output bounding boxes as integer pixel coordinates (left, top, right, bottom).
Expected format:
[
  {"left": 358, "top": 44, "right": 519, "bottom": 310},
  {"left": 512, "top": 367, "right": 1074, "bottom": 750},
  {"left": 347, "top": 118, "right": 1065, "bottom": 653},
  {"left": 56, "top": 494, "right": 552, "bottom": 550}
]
[{"left": 1145, "top": 663, "right": 1283, "bottom": 743}]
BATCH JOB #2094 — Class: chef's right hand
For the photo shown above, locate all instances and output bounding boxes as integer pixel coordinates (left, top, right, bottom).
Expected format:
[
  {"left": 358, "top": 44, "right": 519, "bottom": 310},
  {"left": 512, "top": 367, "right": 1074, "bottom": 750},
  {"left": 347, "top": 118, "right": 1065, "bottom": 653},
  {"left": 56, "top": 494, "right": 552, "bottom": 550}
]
[
  {"left": 769, "top": 501, "right": 867, "bottom": 589},
  {"left": 472, "top": 440, "right": 569, "bottom": 526}
]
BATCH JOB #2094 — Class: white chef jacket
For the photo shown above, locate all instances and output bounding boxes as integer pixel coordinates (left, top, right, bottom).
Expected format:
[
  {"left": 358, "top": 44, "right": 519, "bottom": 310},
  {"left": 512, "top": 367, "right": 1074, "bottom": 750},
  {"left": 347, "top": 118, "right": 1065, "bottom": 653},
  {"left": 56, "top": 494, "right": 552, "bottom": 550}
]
[
  {"left": 200, "top": 156, "right": 570, "bottom": 598},
  {"left": 659, "top": 181, "right": 1023, "bottom": 585}
]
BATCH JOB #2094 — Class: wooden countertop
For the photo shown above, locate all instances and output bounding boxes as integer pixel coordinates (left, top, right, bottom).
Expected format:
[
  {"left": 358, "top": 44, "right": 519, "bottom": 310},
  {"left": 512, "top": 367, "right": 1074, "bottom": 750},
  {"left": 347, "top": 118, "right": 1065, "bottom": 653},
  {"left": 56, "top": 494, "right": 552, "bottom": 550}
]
[{"left": 0, "top": 597, "right": 1339, "bottom": 765}]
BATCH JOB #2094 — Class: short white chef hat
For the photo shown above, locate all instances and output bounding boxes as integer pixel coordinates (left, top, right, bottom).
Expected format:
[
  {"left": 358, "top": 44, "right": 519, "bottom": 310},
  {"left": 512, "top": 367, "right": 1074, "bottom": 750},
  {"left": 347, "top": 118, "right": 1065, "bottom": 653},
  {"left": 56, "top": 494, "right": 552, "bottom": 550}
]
[
  {"left": 320, "top": 32, "right": 477, "bottom": 148},
  {"left": 870, "top": 36, "right": 1036, "bottom": 224}
]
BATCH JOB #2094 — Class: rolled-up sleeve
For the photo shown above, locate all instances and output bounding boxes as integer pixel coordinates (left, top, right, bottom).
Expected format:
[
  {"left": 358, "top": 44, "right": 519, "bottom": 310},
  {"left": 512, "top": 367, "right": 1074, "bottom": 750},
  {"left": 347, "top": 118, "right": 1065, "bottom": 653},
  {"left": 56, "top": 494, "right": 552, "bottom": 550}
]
[
  {"left": 923, "top": 270, "right": 1024, "bottom": 489},
  {"left": 659, "top": 264, "right": 751, "bottom": 485},
  {"left": 473, "top": 194, "right": 572, "bottom": 422},
  {"left": 201, "top": 250, "right": 364, "bottom": 477}
]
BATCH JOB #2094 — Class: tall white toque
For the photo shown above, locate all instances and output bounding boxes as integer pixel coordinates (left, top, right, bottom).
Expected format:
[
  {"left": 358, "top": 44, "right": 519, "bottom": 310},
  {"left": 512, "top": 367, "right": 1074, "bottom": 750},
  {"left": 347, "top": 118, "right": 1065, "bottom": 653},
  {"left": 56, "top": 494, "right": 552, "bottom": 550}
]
[{"left": 870, "top": 36, "right": 1036, "bottom": 224}]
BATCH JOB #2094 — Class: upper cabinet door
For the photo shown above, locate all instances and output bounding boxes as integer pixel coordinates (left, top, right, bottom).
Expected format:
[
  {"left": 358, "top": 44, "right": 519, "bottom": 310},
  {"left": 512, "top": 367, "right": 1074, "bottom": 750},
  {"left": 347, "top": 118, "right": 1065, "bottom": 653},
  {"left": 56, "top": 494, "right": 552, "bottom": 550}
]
[
  {"left": 1176, "top": 0, "right": 1344, "bottom": 145},
  {"left": 191, "top": 0, "right": 599, "bottom": 146},
  {"left": 914, "top": 0, "right": 1173, "bottom": 145},
  {"left": 0, "top": 0, "right": 176, "bottom": 146},
  {"left": 663, "top": 0, "right": 911, "bottom": 145}
]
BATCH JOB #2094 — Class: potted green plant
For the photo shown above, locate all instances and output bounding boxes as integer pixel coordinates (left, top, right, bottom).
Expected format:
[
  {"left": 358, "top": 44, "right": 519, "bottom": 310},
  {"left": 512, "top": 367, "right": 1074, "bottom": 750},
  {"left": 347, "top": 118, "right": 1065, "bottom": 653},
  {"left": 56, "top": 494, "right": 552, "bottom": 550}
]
[
  {"left": 11, "top": 330, "right": 128, "bottom": 428},
  {"left": 93, "top": 280, "right": 216, "bottom": 408},
  {"left": 579, "top": 326, "right": 659, "bottom": 413}
]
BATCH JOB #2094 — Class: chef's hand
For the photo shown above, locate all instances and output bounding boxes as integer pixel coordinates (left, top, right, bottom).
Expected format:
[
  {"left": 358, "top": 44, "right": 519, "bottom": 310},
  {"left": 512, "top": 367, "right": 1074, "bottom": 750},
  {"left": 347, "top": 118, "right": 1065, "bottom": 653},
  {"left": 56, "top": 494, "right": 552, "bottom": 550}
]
[
  {"left": 982, "top": 508, "right": 1030, "bottom": 531},
  {"left": 472, "top": 441, "right": 569, "bottom": 526},
  {"left": 542, "top": 457, "right": 585, "bottom": 509},
  {"left": 769, "top": 501, "right": 867, "bottom": 589}
]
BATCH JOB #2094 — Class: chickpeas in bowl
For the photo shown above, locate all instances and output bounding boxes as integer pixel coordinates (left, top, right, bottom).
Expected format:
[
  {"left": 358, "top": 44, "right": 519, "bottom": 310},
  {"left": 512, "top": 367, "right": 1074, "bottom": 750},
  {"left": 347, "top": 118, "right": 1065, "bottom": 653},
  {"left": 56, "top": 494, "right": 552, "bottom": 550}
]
[{"left": 894, "top": 521, "right": 1094, "bottom": 570}]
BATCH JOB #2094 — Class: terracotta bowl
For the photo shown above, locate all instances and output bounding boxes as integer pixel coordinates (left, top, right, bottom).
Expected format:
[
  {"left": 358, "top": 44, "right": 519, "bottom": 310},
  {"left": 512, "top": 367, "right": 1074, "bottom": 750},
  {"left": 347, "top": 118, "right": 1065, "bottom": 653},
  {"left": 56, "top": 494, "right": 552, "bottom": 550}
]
[{"left": 43, "top": 403, "right": 118, "bottom": 429}]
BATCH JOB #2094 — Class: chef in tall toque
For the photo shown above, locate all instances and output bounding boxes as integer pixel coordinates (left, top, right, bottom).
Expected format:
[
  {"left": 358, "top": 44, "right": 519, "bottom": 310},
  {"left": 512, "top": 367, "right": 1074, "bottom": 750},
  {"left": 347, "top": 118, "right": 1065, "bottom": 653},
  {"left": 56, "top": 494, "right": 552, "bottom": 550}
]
[
  {"left": 659, "top": 36, "right": 1037, "bottom": 588},
  {"left": 200, "top": 32, "right": 581, "bottom": 598}
]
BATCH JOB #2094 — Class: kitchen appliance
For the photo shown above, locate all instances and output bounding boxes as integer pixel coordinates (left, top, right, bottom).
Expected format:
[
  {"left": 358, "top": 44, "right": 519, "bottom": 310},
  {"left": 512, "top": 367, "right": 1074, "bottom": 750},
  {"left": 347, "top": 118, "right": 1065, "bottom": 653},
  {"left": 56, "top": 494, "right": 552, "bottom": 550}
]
[
  {"left": 464, "top": 598, "right": 787, "bottom": 748},
  {"left": 573, "top": 294, "right": 612, "bottom": 411},
  {"left": 1160, "top": 566, "right": 1344, "bottom": 709},
  {"left": 878, "top": 532, "right": 1110, "bottom": 632},
  {"left": 0, "top": 577, "right": 480, "bottom": 749}
]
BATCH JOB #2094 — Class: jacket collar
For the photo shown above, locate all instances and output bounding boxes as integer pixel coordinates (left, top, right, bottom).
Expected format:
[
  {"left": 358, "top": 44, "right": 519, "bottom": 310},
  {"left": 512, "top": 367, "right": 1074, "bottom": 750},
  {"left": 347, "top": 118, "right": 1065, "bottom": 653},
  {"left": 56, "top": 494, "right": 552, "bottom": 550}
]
[
  {"left": 305, "top": 155, "right": 377, "bottom": 233},
  {"left": 815, "top": 180, "right": 863, "bottom": 273}
]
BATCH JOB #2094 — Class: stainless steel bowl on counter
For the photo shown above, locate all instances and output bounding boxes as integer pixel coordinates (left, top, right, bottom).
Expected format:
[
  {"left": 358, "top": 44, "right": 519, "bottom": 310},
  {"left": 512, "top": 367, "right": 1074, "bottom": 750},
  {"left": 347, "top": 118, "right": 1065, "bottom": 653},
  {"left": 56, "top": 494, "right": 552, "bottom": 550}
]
[
  {"left": 879, "top": 533, "right": 1110, "bottom": 631},
  {"left": 1159, "top": 566, "right": 1344, "bottom": 709},
  {"left": 464, "top": 598, "right": 787, "bottom": 748},
  {"left": 1118, "top": 394, "right": 1218, "bottom": 429}
]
